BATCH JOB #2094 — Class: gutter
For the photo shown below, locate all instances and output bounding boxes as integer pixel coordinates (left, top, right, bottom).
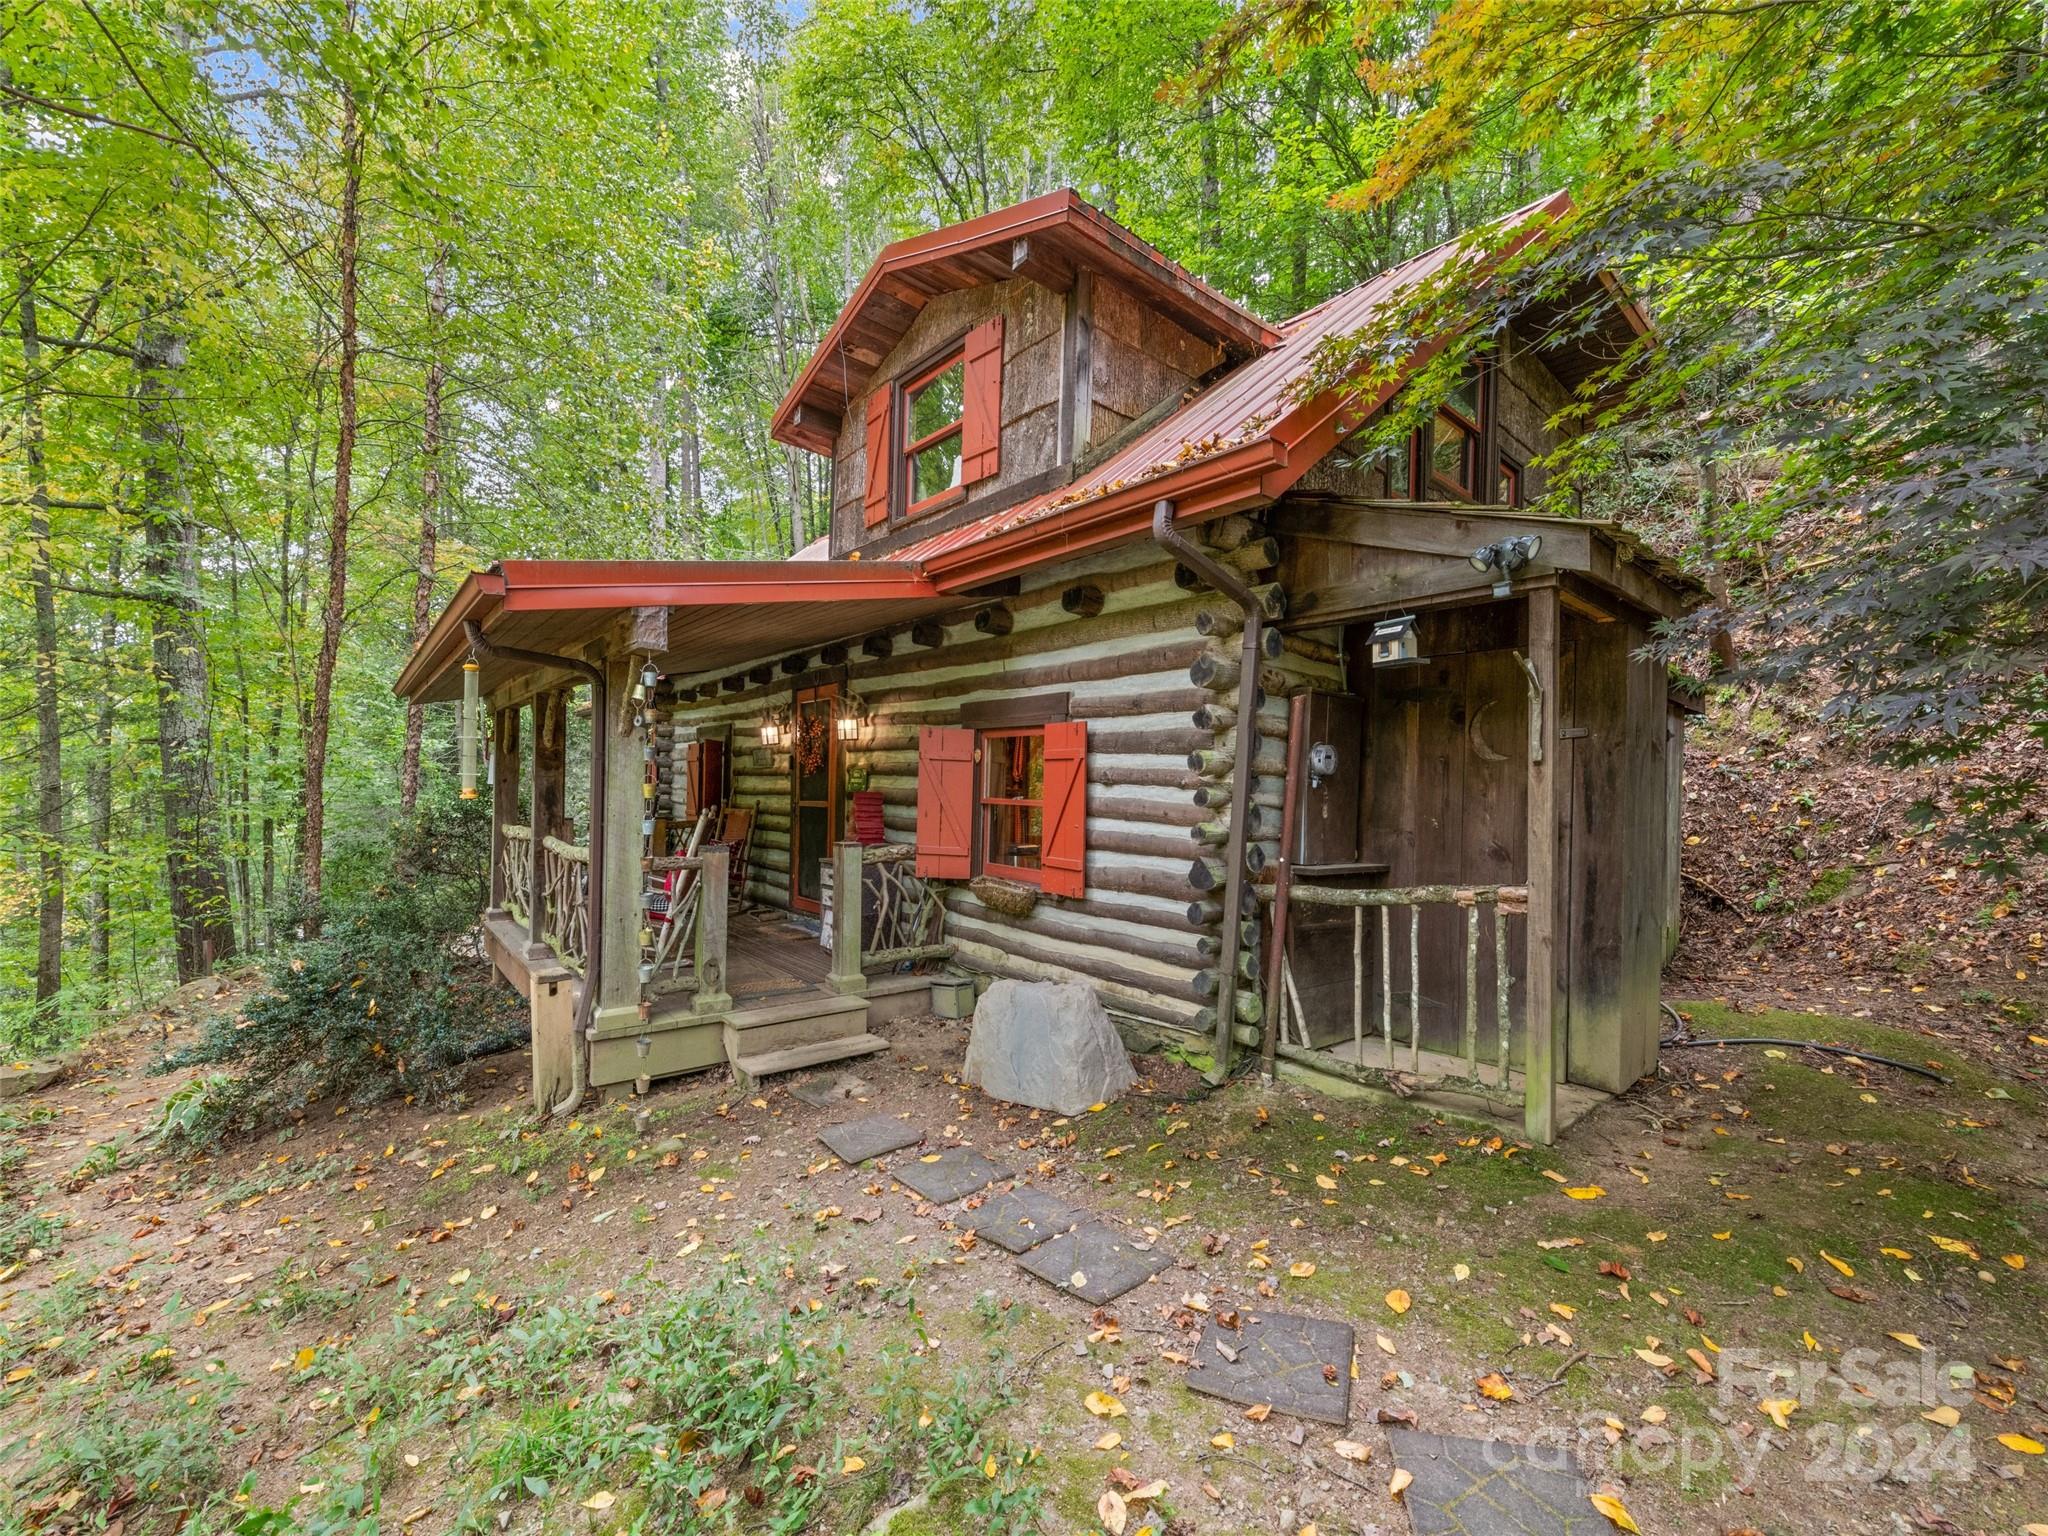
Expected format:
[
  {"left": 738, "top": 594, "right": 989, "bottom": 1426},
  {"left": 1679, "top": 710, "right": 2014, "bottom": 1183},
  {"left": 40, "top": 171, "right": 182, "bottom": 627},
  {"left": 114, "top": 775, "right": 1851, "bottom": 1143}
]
[
  {"left": 465, "top": 620, "right": 605, "bottom": 1119},
  {"left": 1151, "top": 497, "right": 1267, "bottom": 1085}
]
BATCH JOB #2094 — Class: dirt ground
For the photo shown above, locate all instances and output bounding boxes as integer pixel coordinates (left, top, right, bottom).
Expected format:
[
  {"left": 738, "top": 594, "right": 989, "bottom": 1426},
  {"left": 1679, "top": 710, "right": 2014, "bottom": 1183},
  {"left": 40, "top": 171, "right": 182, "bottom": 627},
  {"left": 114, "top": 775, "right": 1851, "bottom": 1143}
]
[{"left": 3, "top": 970, "right": 2045, "bottom": 1536}]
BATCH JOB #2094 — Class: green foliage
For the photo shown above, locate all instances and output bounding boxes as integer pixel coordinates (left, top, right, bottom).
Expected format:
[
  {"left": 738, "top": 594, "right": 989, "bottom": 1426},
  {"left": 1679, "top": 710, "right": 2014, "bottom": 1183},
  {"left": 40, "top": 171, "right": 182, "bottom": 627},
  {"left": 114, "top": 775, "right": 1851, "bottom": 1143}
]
[
  {"left": 157, "top": 806, "right": 522, "bottom": 1140},
  {"left": 1228, "top": 0, "right": 2048, "bottom": 869}
]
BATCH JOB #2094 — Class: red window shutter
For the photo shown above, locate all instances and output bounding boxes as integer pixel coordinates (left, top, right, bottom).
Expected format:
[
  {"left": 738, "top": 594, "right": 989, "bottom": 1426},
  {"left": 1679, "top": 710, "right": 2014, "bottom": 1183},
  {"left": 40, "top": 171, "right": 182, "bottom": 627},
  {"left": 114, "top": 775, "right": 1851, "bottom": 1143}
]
[
  {"left": 1040, "top": 720, "right": 1087, "bottom": 897},
  {"left": 862, "top": 385, "right": 893, "bottom": 527},
  {"left": 959, "top": 315, "right": 1004, "bottom": 484},
  {"left": 915, "top": 726, "right": 975, "bottom": 879}
]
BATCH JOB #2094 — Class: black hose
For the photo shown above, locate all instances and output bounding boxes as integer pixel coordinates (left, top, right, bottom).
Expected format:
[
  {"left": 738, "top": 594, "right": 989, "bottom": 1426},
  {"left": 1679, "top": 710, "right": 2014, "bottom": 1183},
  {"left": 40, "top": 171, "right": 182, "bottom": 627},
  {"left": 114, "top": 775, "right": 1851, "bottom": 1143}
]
[{"left": 1660, "top": 1020, "right": 1951, "bottom": 1084}]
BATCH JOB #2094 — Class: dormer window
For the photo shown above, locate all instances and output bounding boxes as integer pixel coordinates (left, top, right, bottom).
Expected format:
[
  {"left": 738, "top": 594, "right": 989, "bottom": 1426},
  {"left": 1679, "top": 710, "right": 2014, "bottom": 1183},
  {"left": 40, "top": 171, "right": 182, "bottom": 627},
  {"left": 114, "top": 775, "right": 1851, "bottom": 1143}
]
[
  {"left": 904, "top": 350, "right": 966, "bottom": 514},
  {"left": 860, "top": 315, "right": 1005, "bottom": 530}
]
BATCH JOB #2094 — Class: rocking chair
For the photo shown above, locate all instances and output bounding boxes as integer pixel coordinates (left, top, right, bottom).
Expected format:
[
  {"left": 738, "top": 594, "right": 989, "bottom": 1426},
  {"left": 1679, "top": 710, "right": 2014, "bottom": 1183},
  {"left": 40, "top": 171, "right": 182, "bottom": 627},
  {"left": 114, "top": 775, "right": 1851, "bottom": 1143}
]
[{"left": 710, "top": 806, "right": 755, "bottom": 904}]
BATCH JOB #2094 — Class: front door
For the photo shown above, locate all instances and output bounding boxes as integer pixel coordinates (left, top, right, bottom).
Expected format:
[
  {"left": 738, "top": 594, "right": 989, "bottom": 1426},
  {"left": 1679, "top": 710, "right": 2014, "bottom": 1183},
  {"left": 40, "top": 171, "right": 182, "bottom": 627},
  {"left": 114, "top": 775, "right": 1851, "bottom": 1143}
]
[{"left": 790, "top": 682, "right": 840, "bottom": 914}]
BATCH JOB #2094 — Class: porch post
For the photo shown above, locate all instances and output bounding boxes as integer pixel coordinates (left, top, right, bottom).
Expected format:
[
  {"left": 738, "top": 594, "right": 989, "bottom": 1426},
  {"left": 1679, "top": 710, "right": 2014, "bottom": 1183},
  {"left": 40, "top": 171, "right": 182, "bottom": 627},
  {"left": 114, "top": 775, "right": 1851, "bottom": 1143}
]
[
  {"left": 828, "top": 841, "right": 866, "bottom": 996},
  {"left": 594, "top": 648, "right": 649, "bottom": 1032},
  {"left": 526, "top": 692, "right": 564, "bottom": 958},
  {"left": 1523, "top": 585, "right": 1562, "bottom": 1144},
  {"left": 693, "top": 843, "right": 732, "bottom": 1014},
  {"left": 487, "top": 705, "right": 521, "bottom": 915}
]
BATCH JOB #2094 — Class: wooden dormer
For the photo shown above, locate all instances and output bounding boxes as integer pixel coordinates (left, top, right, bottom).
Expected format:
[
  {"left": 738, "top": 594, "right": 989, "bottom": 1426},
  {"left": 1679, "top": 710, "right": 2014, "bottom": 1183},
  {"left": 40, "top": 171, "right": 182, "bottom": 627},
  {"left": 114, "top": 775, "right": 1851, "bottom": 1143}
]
[{"left": 771, "top": 192, "right": 1280, "bottom": 559}]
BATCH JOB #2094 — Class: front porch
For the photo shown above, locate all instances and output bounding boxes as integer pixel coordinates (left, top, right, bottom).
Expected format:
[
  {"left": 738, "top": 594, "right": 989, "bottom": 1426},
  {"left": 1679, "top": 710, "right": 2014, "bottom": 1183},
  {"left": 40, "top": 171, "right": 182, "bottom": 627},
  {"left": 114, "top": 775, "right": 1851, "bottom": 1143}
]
[{"left": 483, "top": 812, "right": 951, "bottom": 1106}]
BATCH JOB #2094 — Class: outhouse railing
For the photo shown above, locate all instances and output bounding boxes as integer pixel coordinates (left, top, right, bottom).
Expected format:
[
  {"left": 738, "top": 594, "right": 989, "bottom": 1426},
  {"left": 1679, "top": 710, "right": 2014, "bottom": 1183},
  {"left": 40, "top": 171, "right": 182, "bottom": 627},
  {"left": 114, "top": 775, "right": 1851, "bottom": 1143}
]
[
  {"left": 500, "top": 823, "right": 533, "bottom": 929},
  {"left": 1265, "top": 882, "right": 1529, "bottom": 1106},
  {"left": 539, "top": 835, "right": 591, "bottom": 975}
]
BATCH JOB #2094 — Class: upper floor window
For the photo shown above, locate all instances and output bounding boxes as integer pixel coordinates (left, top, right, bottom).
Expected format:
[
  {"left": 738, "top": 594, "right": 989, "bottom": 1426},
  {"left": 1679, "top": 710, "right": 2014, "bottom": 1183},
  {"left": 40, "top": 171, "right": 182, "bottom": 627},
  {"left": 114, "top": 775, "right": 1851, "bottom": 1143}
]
[
  {"left": 904, "top": 350, "right": 965, "bottom": 514},
  {"left": 1430, "top": 366, "right": 1485, "bottom": 499},
  {"left": 860, "top": 315, "right": 1004, "bottom": 531}
]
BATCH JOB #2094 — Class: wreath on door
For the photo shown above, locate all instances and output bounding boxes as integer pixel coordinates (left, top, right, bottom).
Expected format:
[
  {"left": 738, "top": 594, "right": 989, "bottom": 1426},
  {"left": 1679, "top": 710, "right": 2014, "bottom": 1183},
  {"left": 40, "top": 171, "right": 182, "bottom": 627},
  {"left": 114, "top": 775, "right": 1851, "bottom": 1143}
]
[{"left": 796, "top": 710, "right": 828, "bottom": 775}]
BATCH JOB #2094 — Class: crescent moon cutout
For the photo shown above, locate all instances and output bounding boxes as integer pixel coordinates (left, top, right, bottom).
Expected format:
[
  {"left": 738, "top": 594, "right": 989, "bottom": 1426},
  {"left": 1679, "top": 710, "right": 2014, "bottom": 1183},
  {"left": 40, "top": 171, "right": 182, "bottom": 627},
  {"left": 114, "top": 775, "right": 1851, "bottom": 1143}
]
[{"left": 1468, "top": 699, "right": 1508, "bottom": 763}]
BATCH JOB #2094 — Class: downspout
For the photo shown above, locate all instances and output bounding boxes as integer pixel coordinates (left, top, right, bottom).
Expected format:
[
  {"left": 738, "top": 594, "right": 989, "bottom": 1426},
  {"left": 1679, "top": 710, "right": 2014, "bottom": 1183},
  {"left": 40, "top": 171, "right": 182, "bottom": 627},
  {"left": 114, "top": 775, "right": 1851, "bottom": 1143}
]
[
  {"left": 1151, "top": 498, "right": 1265, "bottom": 1086},
  {"left": 466, "top": 620, "right": 606, "bottom": 1118}
]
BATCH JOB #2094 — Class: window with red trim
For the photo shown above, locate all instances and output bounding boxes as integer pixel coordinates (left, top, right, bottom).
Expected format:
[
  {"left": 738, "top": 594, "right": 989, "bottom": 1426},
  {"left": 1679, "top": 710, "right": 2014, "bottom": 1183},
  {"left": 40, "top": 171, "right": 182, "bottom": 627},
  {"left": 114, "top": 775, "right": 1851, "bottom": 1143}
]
[
  {"left": 978, "top": 727, "right": 1045, "bottom": 880},
  {"left": 902, "top": 349, "right": 965, "bottom": 516},
  {"left": 1497, "top": 455, "right": 1522, "bottom": 507},
  {"left": 1429, "top": 366, "right": 1485, "bottom": 499}
]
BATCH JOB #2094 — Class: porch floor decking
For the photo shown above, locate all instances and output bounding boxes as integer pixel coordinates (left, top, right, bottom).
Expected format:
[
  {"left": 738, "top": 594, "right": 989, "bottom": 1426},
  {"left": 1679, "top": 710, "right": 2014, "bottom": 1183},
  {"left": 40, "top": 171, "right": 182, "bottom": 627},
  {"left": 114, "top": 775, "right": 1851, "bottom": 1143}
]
[{"left": 725, "top": 910, "right": 831, "bottom": 1004}]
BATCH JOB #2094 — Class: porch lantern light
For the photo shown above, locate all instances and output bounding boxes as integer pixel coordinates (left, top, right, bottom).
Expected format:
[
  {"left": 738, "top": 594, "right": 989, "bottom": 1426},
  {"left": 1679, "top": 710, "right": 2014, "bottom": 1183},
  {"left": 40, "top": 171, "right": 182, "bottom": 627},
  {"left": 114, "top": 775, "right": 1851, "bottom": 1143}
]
[
  {"left": 835, "top": 690, "right": 869, "bottom": 743},
  {"left": 1368, "top": 614, "right": 1425, "bottom": 669},
  {"left": 759, "top": 706, "right": 791, "bottom": 751},
  {"left": 1468, "top": 533, "right": 1543, "bottom": 598},
  {"left": 459, "top": 658, "right": 481, "bottom": 799}
]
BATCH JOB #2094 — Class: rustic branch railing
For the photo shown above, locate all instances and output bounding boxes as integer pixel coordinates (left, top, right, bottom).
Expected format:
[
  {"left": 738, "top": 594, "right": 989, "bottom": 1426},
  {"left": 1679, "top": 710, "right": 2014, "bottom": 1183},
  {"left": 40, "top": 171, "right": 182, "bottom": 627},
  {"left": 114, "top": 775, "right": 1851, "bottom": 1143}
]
[
  {"left": 540, "top": 835, "right": 591, "bottom": 975},
  {"left": 500, "top": 823, "right": 533, "bottom": 928},
  {"left": 861, "top": 844, "right": 948, "bottom": 970},
  {"left": 641, "top": 853, "right": 705, "bottom": 994},
  {"left": 1265, "top": 882, "right": 1528, "bottom": 1102}
]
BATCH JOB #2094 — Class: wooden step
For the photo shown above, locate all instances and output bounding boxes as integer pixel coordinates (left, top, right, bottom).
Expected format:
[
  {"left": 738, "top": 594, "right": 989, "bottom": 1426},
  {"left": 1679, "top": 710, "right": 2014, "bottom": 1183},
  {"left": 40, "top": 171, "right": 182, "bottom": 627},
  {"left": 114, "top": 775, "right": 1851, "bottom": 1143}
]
[
  {"left": 731, "top": 1032, "right": 890, "bottom": 1092},
  {"left": 723, "top": 992, "right": 868, "bottom": 1055}
]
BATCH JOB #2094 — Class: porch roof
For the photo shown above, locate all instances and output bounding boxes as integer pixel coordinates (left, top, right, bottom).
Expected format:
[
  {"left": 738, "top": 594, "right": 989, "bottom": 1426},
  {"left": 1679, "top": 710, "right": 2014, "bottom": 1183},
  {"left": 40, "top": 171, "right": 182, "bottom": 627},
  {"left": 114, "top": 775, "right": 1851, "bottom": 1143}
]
[{"left": 395, "top": 558, "right": 958, "bottom": 703}]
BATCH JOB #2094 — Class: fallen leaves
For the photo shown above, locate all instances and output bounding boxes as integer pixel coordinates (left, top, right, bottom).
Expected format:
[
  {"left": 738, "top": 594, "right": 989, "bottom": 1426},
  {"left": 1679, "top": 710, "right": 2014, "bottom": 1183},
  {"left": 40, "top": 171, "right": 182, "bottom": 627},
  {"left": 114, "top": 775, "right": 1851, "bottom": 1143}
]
[
  {"left": 1759, "top": 1398, "right": 1798, "bottom": 1429},
  {"left": 580, "top": 1490, "right": 616, "bottom": 1512},
  {"left": 1476, "top": 1372, "right": 1514, "bottom": 1401},
  {"left": 1288, "top": 1261, "right": 1317, "bottom": 1278},
  {"left": 1084, "top": 1391, "right": 1126, "bottom": 1418},
  {"left": 1093, "top": 1431, "right": 1123, "bottom": 1451},
  {"left": 839, "top": 1455, "right": 866, "bottom": 1474},
  {"left": 1998, "top": 1433, "right": 2046, "bottom": 1456},
  {"left": 1589, "top": 1491, "right": 1643, "bottom": 1532},
  {"left": 1244, "top": 1402, "right": 1273, "bottom": 1422},
  {"left": 1385, "top": 1288, "right": 1411, "bottom": 1315},
  {"left": 1886, "top": 1331, "right": 1926, "bottom": 1352},
  {"left": 1332, "top": 1439, "right": 1371, "bottom": 1463},
  {"left": 1563, "top": 1186, "right": 1607, "bottom": 1201},
  {"left": 1388, "top": 1467, "right": 1413, "bottom": 1499},
  {"left": 1819, "top": 1250, "right": 1855, "bottom": 1277}
]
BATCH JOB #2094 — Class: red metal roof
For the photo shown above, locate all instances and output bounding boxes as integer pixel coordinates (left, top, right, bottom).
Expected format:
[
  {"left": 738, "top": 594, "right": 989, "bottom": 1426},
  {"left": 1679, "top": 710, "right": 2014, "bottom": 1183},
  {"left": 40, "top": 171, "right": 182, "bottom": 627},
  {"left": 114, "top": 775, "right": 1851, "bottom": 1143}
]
[
  {"left": 770, "top": 190, "right": 1282, "bottom": 454},
  {"left": 896, "top": 193, "right": 1600, "bottom": 590},
  {"left": 395, "top": 559, "right": 953, "bottom": 702}
]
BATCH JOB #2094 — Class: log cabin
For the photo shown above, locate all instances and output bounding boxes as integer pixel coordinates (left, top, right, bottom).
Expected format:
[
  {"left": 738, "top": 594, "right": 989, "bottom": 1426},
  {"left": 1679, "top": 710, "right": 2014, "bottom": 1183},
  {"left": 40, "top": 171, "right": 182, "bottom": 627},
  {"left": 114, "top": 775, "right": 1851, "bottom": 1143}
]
[{"left": 394, "top": 189, "right": 1699, "bottom": 1142}]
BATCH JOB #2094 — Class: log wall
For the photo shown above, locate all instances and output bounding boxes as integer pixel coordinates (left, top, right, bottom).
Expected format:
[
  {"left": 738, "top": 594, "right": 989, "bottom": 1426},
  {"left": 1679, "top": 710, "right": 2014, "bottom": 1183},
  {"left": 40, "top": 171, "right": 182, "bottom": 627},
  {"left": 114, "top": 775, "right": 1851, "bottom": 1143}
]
[{"left": 660, "top": 525, "right": 1340, "bottom": 1038}]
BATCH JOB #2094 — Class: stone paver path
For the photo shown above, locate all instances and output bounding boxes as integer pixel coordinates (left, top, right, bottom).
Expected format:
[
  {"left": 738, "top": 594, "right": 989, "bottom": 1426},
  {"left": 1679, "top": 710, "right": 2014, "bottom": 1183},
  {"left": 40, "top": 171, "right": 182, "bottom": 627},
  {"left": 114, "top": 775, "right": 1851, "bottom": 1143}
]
[
  {"left": 817, "top": 1113, "right": 923, "bottom": 1164},
  {"left": 1386, "top": 1428, "right": 1599, "bottom": 1536},
  {"left": 955, "top": 1187, "right": 1085, "bottom": 1253},
  {"left": 1017, "top": 1220, "right": 1171, "bottom": 1304},
  {"left": 1184, "top": 1309, "right": 1355, "bottom": 1425},
  {"left": 892, "top": 1145, "right": 1013, "bottom": 1203}
]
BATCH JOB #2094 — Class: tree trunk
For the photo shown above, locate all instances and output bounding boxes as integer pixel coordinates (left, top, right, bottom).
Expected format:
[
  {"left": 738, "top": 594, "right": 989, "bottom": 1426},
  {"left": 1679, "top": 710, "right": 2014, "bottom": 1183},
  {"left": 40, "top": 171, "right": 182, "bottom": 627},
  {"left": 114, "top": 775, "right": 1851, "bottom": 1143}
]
[
  {"left": 400, "top": 239, "right": 447, "bottom": 816},
  {"left": 302, "top": 72, "right": 362, "bottom": 932},
  {"left": 134, "top": 312, "right": 237, "bottom": 981},
  {"left": 1699, "top": 457, "right": 1739, "bottom": 673},
  {"left": 17, "top": 262, "right": 64, "bottom": 1016},
  {"left": 89, "top": 547, "right": 119, "bottom": 993}
]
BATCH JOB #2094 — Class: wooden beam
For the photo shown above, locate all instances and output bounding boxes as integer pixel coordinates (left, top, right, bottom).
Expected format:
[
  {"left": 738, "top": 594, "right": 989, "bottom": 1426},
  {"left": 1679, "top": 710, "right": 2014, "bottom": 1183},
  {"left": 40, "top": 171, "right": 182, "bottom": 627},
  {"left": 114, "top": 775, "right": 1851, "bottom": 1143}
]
[
  {"left": 1523, "top": 585, "right": 1562, "bottom": 1145},
  {"left": 860, "top": 632, "right": 893, "bottom": 659},
  {"left": 1010, "top": 235, "right": 1078, "bottom": 291},
  {"left": 596, "top": 652, "right": 648, "bottom": 1024},
  {"left": 829, "top": 842, "right": 866, "bottom": 996},
  {"left": 910, "top": 619, "right": 946, "bottom": 648}
]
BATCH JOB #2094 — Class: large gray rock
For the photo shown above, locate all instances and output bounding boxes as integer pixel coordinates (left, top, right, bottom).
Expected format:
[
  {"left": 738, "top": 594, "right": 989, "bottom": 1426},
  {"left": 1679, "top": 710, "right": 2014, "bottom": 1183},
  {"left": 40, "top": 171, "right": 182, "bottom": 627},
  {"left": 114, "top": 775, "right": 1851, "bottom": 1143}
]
[{"left": 962, "top": 979, "right": 1135, "bottom": 1116}]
